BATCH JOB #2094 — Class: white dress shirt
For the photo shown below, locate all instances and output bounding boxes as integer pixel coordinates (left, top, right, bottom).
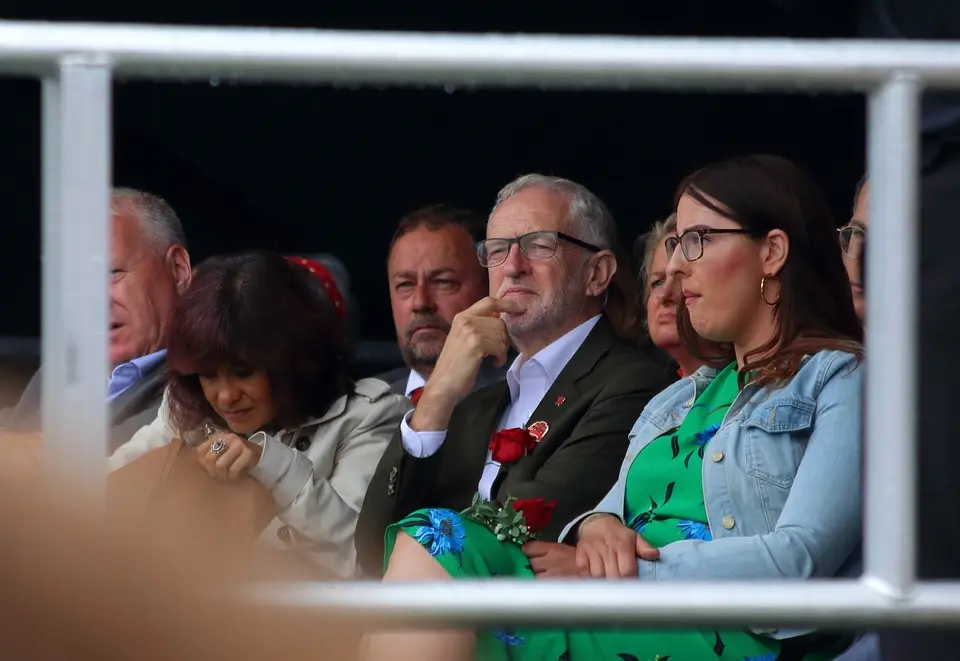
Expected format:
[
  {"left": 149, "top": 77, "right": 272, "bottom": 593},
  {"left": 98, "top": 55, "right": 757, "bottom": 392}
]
[
  {"left": 400, "top": 314, "right": 601, "bottom": 500},
  {"left": 403, "top": 370, "right": 426, "bottom": 398}
]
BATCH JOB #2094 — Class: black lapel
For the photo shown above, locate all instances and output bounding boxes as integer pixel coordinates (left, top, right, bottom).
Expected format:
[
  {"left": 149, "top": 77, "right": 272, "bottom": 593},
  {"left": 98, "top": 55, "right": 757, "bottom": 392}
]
[
  {"left": 455, "top": 382, "right": 511, "bottom": 484},
  {"left": 491, "top": 316, "right": 617, "bottom": 494}
]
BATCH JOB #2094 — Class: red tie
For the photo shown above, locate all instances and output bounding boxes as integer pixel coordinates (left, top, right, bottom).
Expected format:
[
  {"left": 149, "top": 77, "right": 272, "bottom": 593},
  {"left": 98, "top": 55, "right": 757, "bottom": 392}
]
[{"left": 409, "top": 387, "right": 424, "bottom": 405}]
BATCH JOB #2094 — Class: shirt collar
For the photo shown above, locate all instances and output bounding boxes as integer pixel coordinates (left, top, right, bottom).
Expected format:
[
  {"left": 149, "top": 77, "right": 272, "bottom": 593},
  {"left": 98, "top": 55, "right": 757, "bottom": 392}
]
[
  {"left": 404, "top": 369, "right": 426, "bottom": 397},
  {"left": 110, "top": 349, "right": 167, "bottom": 380},
  {"left": 505, "top": 314, "right": 601, "bottom": 399}
]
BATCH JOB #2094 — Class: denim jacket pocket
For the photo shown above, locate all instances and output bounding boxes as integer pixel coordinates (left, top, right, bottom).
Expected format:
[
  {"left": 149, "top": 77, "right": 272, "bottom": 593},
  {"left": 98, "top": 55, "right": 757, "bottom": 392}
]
[{"left": 739, "top": 396, "right": 815, "bottom": 489}]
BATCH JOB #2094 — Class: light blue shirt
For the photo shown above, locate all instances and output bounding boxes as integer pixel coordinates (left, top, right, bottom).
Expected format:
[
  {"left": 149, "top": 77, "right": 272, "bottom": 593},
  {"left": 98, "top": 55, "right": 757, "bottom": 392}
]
[{"left": 107, "top": 350, "right": 167, "bottom": 402}]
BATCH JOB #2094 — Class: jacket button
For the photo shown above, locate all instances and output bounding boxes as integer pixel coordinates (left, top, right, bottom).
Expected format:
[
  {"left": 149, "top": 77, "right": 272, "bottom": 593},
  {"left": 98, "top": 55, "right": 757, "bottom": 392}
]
[
  {"left": 277, "top": 526, "right": 293, "bottom": 544},
  {"left": 711, "top": 451, "right": 724, "bottom": 463},
  {"left": 294, "top": 437, "right": 311, "bottom": 452},
  {"left": 721, "top": 515, "right": 735, "bottom": 530}
]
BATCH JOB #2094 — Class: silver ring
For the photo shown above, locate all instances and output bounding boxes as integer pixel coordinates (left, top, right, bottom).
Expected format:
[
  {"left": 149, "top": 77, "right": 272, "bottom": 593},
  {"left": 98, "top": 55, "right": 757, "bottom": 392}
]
[{"left": 210, "top": 438, "right": 227, "bottom": 455}]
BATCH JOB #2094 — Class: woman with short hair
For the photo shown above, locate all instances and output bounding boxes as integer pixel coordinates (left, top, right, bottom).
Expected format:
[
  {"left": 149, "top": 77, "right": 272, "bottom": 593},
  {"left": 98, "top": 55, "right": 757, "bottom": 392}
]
[{"left": 109, "top": 250, "right": 410, "bottom": 578}]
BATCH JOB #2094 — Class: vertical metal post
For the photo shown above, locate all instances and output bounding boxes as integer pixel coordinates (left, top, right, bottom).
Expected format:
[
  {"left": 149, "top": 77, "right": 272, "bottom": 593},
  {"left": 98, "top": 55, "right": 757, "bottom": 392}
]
[
  {"left": 41, "top": 57, "right": 113, "bottom": 494},
  {"left": 863, "top": 74, "right": 920, "bottom": 599}
]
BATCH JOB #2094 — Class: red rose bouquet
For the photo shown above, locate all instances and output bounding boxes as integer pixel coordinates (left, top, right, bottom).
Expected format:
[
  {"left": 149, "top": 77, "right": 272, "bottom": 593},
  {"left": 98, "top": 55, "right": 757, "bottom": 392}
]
[{"left": 461, "top": 493, "right": 557, "bottom": 545}]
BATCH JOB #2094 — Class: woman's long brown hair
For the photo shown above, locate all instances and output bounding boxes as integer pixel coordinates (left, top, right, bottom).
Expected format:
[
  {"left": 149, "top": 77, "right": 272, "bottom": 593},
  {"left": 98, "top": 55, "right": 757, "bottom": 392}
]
[{"left": 675, "top": 155, "right": 863, "bottom": 387}]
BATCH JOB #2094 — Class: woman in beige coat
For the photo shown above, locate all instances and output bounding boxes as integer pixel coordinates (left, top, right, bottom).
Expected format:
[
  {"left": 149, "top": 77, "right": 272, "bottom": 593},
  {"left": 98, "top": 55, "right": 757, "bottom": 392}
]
[{"left": 109, "top": 251, "right": 410, "bottom": 578}]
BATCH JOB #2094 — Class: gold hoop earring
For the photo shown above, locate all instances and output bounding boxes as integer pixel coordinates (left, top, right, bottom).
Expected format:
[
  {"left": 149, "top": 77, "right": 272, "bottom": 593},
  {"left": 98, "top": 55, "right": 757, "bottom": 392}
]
[{"left": 760, "top": 276, "right": 780, "bottom": 306}]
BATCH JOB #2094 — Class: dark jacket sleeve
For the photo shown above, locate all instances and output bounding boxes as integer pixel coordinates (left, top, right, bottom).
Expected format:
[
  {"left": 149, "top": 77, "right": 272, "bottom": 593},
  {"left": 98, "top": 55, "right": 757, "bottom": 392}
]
[{"left": 355, "top": 427, "right": 444, "bottom": 577}]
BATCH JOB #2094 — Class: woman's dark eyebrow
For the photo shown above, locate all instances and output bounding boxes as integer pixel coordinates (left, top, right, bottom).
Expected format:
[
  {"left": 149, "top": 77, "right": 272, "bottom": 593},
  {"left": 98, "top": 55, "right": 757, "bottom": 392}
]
[{"left": 681, "top": 223, "right": 723, "bottom": 233}]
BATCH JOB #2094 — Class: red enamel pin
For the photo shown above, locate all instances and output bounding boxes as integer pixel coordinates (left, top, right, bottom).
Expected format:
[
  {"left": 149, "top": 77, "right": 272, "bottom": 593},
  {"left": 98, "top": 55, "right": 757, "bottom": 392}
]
[
  {"left": 555, "top": 396, "right": 565, "bottom": 406},
  {"left": 527, "top": 420, "right": 549, "bottom": 442}
]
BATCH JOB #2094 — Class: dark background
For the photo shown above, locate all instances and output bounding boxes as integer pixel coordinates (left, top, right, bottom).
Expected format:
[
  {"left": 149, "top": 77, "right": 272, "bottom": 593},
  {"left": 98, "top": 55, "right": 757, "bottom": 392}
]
[{"left": 0, "top": 1, "right": 864, "bottom": 400}]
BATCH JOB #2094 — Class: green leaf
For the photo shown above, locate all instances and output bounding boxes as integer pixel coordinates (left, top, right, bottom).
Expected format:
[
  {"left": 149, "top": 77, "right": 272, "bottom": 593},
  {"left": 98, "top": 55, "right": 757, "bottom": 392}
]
[{"left": 663, "top": 482, "right": 675, "bottom": 506}]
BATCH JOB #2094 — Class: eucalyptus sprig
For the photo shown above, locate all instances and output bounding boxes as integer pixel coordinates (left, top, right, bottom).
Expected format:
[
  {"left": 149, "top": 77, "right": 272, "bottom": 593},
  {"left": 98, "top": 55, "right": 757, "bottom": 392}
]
[{"left": 461, "top": 493, "right": 536, "bottom": 545}]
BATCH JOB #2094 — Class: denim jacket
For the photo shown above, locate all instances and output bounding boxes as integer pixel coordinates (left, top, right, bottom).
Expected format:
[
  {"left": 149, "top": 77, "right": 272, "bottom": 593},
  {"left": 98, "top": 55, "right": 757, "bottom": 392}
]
[{"left": 560, "top": 349, "right": 863, "bottom": 639}]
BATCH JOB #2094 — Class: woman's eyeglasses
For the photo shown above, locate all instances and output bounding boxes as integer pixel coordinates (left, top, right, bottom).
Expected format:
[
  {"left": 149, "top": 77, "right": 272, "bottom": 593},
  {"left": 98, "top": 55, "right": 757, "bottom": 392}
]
[{"left": 664, "top": 228, "right": 756, "bottom": 262}]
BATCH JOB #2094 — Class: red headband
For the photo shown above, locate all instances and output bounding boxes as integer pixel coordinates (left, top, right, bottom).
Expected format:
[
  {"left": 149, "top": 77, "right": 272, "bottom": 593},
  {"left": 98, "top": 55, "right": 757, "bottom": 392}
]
[{"left": 285, "top": 256, "right": 346, "bottom": 319}]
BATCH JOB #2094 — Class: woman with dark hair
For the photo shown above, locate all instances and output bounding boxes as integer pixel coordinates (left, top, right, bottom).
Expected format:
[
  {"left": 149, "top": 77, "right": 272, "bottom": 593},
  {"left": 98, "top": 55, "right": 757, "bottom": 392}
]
[
  {"left": 362, "top": 155, "right": 863, "bottom": 661},
  {"left": 108, "top": 251, "right": 411, "bottom": 578}
]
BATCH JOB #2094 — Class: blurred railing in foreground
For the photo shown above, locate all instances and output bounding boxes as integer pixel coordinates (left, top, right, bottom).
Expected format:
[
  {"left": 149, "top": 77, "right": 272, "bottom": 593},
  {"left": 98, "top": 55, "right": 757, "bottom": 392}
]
[{"left": 0, "top": 19, "right": 952, "bottom": 627}]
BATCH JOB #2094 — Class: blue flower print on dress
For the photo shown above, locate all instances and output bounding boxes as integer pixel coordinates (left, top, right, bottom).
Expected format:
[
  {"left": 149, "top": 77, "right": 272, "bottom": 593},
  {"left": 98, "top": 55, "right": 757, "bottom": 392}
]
[
  {"left": 676, "top": 519, "right": 713, "bottom": 541},
  {"left": 743, "top": 653, "right": 777, "bottom": 661},
  {"left": 685, "top": 423, "right": 722, "bottom": 467},
  {"left": 493, "top": 628, "right": 525, "bottom": 646},
  {"left": 409, "top": 508, "right": 467, "bottom": 561},
  {"left": 692, "top": 423, "right": 721, "bottom": 446}
]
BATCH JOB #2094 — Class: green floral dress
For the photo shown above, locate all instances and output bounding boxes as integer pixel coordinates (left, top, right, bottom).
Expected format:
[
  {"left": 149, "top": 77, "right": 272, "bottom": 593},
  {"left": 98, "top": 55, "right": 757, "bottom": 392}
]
[{"left": 384, "top": 364, "right": 836, "bottom": 661}]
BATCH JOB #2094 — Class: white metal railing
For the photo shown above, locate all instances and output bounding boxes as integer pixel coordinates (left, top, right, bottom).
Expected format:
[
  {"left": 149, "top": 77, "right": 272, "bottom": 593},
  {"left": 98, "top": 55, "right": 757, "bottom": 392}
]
[{"left": 3, "top": 19, "right": 957, "bottom": 628}]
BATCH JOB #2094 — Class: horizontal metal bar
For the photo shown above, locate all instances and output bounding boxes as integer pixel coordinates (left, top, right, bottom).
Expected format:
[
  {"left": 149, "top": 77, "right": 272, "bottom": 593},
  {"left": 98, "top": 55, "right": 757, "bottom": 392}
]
[
  {"left": 2, "top": 21, "right": 960, "bottom": 90},
  {"left": 248, "top": 579, "right": 960, "bottom": 628}
]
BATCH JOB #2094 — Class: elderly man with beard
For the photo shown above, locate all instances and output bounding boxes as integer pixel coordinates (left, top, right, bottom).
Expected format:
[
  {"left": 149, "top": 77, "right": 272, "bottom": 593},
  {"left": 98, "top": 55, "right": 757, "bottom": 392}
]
[
  {"left": 356, "top": 174, "right": 674, "bottom": 577},
  {"left": 378, "top": 204, "right": 512, "bottom": 403}
]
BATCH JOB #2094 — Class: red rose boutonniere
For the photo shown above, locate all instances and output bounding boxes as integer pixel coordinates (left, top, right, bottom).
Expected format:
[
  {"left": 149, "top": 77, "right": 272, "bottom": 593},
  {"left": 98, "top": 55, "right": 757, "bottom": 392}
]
[{"left": 488, "top": 427, "right": 537, "bottom": 465}]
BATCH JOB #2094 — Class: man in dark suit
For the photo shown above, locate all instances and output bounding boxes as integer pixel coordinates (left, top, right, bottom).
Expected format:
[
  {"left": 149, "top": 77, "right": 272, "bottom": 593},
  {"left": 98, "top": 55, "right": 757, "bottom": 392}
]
[
  {"left": 357, "top": 174, "right": 674, "bottom": 577},
  {"left": 2, "top": 188, "right": 192, "bottom": 453},
  {"left": 379, "top": 203, "right": 511, "bottom": 401}
]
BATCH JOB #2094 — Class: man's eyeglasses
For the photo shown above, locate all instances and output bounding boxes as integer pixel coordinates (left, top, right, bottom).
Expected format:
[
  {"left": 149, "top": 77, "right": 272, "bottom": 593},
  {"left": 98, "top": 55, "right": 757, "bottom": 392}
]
[
  {"left": 664, "top": 228, "right": 757, "bottom": 262},
  {"left": 476, "top": 230, "right": 601, "bottom": 268},
  {"left": 837, "top": 225, "right": 866, "bottom": 259}
]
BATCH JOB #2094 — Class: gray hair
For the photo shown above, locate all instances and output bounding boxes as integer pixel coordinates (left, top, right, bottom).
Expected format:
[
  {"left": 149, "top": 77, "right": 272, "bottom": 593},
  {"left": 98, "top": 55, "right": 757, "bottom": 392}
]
[
  {"left": 111, "top": 187, "right": 187, "bottom": 250},
  {"left": 491, "top": 174, "right": 618, "bottom": 250}
]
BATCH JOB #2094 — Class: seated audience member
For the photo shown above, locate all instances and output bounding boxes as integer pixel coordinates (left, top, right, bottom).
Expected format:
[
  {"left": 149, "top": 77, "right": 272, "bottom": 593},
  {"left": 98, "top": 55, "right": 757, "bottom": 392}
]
[
  {"left": 519, "top": 214, "right": 710, "bottom": 580},
  {"left": 378, "top": 204, "right": 511, "bottom": 402},
  {"left": 363, "top": 155, "right": 863, "bottom": 661},
  {"left": 839, "top": 176, "right": 868, "bottom": 323},
  {"left": 3, "top": 188, "right": 192, "bottom": 452},
  {"left": 108, "top": 251, "right": 410, "bottom": 578},
  {"left": 355, "top": 174, "right": 675, "bottom": 578},
  {"left": 636, "top": 213, "right": 706, "bottom": 378}
]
